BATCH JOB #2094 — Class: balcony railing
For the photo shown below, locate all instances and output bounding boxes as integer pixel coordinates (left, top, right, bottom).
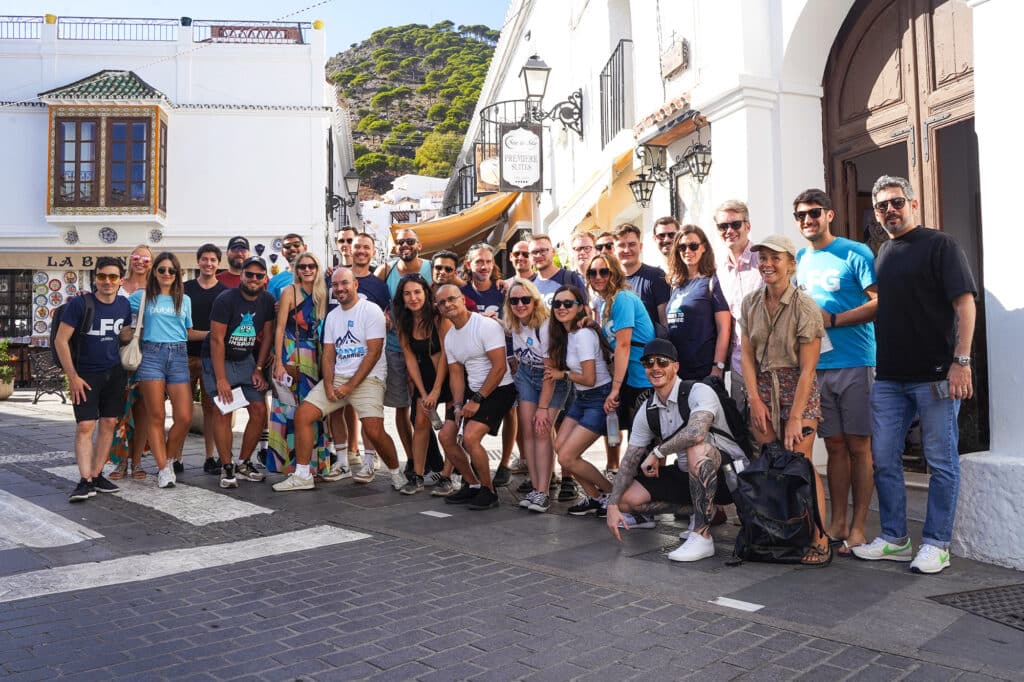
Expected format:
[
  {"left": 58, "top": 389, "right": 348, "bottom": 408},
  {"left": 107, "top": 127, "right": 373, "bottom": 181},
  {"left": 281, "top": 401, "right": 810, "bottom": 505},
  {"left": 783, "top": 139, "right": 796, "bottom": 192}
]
[
  {"left": 0, "top": 16, "right": 42, "bottom": 39},
  {"left": 57, "top": 16, "right": 179, "bottom": 41},
  {"left": 192, "top": 20, "right": 309, "bottom": 44},
  {"left": 599, "top": 39, "right": 634, "bottom": 148}
]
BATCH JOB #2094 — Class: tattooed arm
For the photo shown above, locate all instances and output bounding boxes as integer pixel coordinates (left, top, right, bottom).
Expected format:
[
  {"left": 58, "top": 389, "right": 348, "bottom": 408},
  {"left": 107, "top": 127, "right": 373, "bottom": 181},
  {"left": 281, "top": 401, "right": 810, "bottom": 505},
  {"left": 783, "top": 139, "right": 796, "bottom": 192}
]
[
  {"left": 657, "top": 411, "right": 714, "bottom": 456},
  {"left": 607, "top": 444, "right": 650, "bottom": 507}
]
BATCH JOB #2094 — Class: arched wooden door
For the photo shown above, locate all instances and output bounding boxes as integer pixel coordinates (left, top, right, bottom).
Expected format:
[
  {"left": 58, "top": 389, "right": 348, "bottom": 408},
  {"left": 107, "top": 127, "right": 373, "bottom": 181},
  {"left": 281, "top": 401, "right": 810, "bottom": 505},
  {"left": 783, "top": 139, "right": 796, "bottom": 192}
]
[{"left": 824, "top": 0, "right": 987, "bottom": 454}]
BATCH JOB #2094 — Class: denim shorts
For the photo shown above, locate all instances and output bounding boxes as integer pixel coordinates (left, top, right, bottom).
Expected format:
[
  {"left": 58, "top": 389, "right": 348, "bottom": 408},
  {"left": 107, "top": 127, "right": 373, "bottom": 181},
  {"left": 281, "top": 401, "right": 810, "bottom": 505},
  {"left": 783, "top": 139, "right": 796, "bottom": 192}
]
[
  {"left": 564, "top": 382, "right": 612, "bottom": 435},
  {"left": 514, "top": 363, "right": 570, "bottom": 410},
  {"left": 136, "top": 342, "right": 190, "bottom": 385}
]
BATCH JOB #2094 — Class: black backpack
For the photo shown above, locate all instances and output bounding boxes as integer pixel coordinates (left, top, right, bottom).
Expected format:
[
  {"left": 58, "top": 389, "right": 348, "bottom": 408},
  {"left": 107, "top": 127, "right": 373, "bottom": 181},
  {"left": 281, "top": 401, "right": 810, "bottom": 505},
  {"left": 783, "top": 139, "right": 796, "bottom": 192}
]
[
  {"left": 644, "top": 375, "right": 753, "bottom": 462},
  {"left": 729, "top": 440, "right": 826, "bottom": 564},
  {"left": 50, "top": 293, "right": 94, "bottom": 371}
]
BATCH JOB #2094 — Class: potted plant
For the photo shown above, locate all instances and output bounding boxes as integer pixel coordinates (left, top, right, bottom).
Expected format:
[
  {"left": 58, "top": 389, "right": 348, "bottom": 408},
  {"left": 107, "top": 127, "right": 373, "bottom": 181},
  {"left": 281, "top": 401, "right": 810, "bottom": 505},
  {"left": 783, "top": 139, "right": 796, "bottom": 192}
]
[{"left": 0, "top": 340, "right": 16, "bottom": 400}]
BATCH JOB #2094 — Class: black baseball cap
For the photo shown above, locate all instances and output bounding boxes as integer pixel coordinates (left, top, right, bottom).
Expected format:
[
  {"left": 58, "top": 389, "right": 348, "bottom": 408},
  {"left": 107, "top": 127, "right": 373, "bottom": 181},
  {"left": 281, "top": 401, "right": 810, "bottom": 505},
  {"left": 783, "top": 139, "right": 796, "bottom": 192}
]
[
  {"left": 241, "top": 256, "right": 267, "bottom": 271},
  {"left": 227, "top": 236, "right": 250, "bottom": 251},
  {"left": 640, "top": 339, "right": 678, "bottom": 363}
]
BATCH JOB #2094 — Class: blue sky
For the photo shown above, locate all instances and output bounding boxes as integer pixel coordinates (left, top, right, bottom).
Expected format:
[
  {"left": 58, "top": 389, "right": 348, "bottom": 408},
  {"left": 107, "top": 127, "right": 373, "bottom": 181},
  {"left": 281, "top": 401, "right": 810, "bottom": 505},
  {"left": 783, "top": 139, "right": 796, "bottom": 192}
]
[{"left": 5, "top": 0, "right": 510, "bottom": 56}]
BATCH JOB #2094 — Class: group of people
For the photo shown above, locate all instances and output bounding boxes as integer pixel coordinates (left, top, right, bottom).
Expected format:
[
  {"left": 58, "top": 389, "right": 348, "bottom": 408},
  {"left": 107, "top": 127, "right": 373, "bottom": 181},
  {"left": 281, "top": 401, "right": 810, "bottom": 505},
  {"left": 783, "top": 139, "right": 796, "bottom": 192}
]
[{"left": 55, "top": 174, "right": 975, "bottom": 574}]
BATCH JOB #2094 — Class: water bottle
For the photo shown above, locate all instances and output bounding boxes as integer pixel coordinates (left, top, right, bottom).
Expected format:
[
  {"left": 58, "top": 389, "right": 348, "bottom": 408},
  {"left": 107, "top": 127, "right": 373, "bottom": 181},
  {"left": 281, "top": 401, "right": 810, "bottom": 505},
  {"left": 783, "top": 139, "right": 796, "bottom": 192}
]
[
  {"left": 429, "top": 407, "right": 444, "bottom": 431},
  {"left": 606, "top": 412, "right": 620, "bottom": 446},
  {"left": 721, "top": 458, "right": 745, "bottom": 492},
  {"left": 456, "top": 418, "right": 465, "bottom": 446}
]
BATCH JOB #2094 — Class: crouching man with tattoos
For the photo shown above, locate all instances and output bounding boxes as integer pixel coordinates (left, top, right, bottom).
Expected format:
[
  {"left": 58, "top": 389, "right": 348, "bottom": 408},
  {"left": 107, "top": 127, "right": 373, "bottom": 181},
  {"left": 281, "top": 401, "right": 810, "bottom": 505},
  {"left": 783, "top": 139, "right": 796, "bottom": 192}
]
[{"left": 605, "top": 339, "right": 749, "bottom": 562}]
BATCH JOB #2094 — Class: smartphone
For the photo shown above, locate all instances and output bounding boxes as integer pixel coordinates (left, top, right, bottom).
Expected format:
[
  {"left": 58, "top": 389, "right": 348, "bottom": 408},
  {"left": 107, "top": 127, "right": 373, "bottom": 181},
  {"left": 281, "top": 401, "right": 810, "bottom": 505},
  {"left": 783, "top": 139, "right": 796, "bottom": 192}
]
[
  {"left": 281, "top": 373, "right": 293, "bottom": 387},
  {"left": 932, "top": 380, "right": 950, "bottom": 400}
]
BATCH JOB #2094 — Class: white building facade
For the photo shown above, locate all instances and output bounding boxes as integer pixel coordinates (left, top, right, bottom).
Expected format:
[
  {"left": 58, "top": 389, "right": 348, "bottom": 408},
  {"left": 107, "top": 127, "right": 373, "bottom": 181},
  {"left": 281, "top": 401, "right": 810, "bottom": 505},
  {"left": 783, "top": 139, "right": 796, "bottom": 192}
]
[
  {"left": 450, "top": 0, "right": 1023, "bottom": 569},
  {"left": 0, "top": 15, "right": 356, "bottom": 349}
]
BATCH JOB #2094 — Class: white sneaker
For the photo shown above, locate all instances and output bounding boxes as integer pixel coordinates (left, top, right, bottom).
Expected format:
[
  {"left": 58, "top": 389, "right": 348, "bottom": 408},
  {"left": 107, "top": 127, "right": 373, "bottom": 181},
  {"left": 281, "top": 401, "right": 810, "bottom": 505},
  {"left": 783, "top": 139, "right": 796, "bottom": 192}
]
[
  {"left": 423, "top": 470, "right": 444, "bottom": 487},
  {"left": 390, "top": 470, "right": 407, "bottom": 491},
  {"left": 322, "top": 462, "right": 351, "bottom": 482},
  {"left": 363, "top": 453, "right": 380, "bottom": 471},
  {"left": 850, "top": 536, "right": 913, "bottom": 562},
  {"left": 679, "top": 514, "right": 697, "bottom": 540},
  {"left": 667, "top": 533, "right": 715, "bottom": 562},
  {"left": 352, "top": 464, "right": 375, "bottom": 484},
  {"left": 910, "top": 544, "right": 950, "bottom": 574},
  {"left": 272, "top": 473, "right": 315, "bottom": 492},
  {"left": 508, "top": 456, "right": 528, "bottom": 474},
  {"left": 519, "top": 490, "right": 540, "bottom": 509},
  {"left": 620, "top": 512, "right": 657, "bottom": 529},
  {"left": 157, "top": 465, "right": 176, "bottom": 489}
]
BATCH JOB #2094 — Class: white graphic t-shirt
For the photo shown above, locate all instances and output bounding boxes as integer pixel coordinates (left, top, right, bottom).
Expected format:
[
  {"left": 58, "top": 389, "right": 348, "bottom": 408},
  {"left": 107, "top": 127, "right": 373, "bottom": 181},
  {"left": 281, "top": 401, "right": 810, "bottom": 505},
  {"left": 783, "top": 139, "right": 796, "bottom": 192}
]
[
  {"left": 322, "top": 298, "right": 387, "bottom": 381},
  {"left": 510, "top": 322, "right": 549, "bottom": 369}
]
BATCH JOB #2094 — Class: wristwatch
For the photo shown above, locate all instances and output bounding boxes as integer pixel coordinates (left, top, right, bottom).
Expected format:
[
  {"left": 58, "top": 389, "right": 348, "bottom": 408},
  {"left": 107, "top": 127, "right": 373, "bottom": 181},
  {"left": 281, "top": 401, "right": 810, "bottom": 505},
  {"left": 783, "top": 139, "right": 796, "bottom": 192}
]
[
  {"left": 469, "top": 391, "right": 486, "bottom": 403},
  {"left": 714, "top": 361, "right": 726, "bottom": 370},
  {"left": 954, "top": 355, "right": 971, "bottom": 366},
  {"left": 652, "top": 446, "right": 666, "bottom": 460}
]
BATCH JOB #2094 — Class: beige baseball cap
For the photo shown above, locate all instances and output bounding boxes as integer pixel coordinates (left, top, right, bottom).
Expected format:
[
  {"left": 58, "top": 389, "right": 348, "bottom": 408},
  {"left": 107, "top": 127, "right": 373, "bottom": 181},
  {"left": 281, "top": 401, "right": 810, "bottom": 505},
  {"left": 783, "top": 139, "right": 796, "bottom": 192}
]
[{"left": 751, "top": 234, "right": 798, "bottom": 257}]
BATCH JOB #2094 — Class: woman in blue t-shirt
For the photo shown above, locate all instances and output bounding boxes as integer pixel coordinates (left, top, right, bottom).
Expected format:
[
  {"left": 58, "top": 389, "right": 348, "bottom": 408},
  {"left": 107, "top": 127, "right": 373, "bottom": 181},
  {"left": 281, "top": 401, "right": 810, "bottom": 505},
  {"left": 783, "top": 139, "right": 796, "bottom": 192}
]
[
  {"left": 665, "top": 225, "right": 732, "bottom": 380},
  {"left": 126, "top": 252, "right": 200, "bottom": 489}
]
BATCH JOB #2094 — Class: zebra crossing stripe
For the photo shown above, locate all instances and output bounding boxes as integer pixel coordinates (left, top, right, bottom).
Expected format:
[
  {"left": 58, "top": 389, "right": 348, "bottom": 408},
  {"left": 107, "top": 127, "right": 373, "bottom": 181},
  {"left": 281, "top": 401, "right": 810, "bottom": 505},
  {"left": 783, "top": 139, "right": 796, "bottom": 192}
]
[
  {"left": 44, "top": 465, "right": 274, "bottom": 527},
  {"left": 0, "top": 525, "right": 370, "bottom": 604},
  {"left": 0, "top": 488, "right": 103, "bottom": 549}
]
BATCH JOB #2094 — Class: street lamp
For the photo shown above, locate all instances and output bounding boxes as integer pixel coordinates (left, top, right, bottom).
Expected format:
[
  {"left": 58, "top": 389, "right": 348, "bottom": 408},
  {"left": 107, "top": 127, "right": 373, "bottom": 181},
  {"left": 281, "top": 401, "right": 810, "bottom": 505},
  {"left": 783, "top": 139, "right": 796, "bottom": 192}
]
[
  {"left": 629, "top": 172, "right": 656, "bottom": 208},
  {"left": 519, "top": 55, "right": 584, "bottom": 140},
  {"left": 326, "top": 168, "right": 360, "bottom": 222},
  {"left": 681, "top": 123, "right": 712, "bottom": 184}
]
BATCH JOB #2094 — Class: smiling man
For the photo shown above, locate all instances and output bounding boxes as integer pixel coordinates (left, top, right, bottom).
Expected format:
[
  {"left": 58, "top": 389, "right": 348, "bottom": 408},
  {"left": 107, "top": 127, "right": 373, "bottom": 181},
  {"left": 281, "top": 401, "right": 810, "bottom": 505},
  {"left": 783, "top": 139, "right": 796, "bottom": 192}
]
[
  {"left": 794, "top": 188, "right": 878, "bottom": 555},
  {"left": 217, "top": 235, "right": 250, "bottom": 288},
  {"left": 652, "top": 216, "right": 680, "bottom": 266},
  {"left": 267, "top": 233, "right": 307, "bottom": 300},
  {"left": 851, "top": 175, "right": 977, "bottom": 575},
  {"left": 529, "top": 234, "right": 586, "bottom": 306},
  {"left": 613, "top": 222, "right": 669, "bottom": 330}
]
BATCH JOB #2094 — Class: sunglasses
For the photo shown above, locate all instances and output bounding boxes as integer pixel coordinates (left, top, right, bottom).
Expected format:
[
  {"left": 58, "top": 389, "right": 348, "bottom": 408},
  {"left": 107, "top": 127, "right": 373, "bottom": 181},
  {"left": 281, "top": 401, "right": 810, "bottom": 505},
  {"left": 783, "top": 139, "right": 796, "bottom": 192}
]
[
  {"left": 243, "top": 271, "right": 266, "bottom": 280},
  {"left": 595, "top": 243, "right": 614, "bottom": 251},
  {"left": 282, "top": 241, "right": 304, "bottom": 250},
  {"left": 530, "top": 248, "right": 550, "bottom": 256},
  {"left": 130, "top": 254, "right": 151, "bottom": 263},
  {"left": 436, "top": 295, "right": 461, "bottom": 306},
  {"left": 156, "top": 266, "right": 177, "bottom": 276},
  {"left": 874, "top": 197, "right": 907, "bottom": 212},
  {"left": 655, "top": 232, "right": 678, "bottom": 241},
  {"left": 336, "top": 238, "right": 354, "bottom": 244},
  {"left": 678, "top": 242, "right": 702, "bottom": 252},
  {"left": 551, "top": 299, "right": 579, "bottom": 309},
  {"left": 508, "top": 296, "right": 533, "bottom": 306},
  {"left": 396, "top": 238, "right": 418, "bottom": 246},
  {"left": 793, "top": 207, "right": 825, "bottom": 221},
  {"left": 641, "top": 356, "right": 674, "bottom": 369},
  {"left": 295, "top": 263, "right": 317, "bottom": 271},
  {"left": 587, "top": 267, "right": 611, "bottom": 278},
  {"left": 511, "top": 251, "right": 530, "bottom": 258},
  {"left": 94, "top": 273, "right": 120, "bottom": 282},
  {"left": 433, "top": 264, "right": 455, "bottom": 273},
  {"left": 717, "top": 220, "right": 745, "bottom": 232}
]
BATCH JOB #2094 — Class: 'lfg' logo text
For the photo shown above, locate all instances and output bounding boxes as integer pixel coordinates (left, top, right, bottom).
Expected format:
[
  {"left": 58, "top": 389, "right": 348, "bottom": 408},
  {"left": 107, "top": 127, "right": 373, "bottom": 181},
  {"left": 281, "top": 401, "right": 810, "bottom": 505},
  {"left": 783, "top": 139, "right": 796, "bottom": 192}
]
[
  {"left": 801, "top": 269, "right": 841, "bottom": 293},
  {"left": 87, "top": 319, "right": 125, "bottom": 336}
]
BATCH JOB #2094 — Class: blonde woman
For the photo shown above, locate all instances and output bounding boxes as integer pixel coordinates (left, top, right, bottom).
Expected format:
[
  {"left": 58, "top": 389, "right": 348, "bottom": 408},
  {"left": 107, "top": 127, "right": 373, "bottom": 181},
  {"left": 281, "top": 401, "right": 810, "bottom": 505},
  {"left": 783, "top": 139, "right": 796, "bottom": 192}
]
[
  {"left": 505, "top": 278, "right": 569, "bottom": 512},
  {"left": 269, "top": 252, "right": 330, "bottom": 475}
]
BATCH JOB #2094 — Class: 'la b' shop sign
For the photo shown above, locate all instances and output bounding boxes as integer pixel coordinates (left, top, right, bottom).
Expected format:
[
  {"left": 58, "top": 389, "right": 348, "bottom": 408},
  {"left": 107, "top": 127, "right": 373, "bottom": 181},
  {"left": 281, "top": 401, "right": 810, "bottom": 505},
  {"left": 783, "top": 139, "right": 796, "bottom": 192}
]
[{"left": 499, "top": 123, "right": 543, "bottom": 192}]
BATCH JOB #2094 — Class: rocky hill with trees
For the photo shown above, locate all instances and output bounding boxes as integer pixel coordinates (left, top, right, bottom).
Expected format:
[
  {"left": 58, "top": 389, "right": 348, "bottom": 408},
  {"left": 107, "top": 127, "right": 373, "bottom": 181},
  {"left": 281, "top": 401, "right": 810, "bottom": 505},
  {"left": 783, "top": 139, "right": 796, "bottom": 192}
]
[{"left": 327, "top": 21, "right": 498, "bottom": 193}]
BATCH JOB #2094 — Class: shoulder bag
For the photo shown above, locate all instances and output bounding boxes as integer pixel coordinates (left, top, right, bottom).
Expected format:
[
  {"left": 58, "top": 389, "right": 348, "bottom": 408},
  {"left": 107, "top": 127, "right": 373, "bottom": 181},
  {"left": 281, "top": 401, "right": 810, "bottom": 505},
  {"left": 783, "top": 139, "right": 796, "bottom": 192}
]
[{"left": 120, "top": 288, "right": 146, "bottom": 372}]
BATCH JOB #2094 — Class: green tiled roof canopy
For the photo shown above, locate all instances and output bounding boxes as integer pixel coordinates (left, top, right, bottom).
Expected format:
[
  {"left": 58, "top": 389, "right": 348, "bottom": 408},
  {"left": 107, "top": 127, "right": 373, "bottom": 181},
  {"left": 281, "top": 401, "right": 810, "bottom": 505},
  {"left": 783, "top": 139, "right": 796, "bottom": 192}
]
[{"left": 39, "top": 70, "right": 168, "bottom": 101}]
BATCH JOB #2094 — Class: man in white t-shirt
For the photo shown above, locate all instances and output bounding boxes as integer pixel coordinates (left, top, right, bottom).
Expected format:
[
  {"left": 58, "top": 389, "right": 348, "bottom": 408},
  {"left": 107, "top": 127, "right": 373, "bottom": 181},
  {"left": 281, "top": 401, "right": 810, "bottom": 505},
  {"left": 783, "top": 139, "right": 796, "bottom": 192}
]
[
  {"left": 273, "top": 268, "right": 404, "bottom": 492},
  {"left": 605, "top": 339, "right": 747, "bottom": 563},
  {"left": 435, "top": 284, "right": 517, "bottom": 510}
]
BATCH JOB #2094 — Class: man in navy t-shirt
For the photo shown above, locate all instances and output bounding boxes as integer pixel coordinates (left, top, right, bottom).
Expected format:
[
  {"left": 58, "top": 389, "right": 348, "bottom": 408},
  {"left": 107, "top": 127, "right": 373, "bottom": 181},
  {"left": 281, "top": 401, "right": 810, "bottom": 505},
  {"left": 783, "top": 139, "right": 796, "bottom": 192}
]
[{"left": 54, "top": 257, "right": 132, "bottom": 502}]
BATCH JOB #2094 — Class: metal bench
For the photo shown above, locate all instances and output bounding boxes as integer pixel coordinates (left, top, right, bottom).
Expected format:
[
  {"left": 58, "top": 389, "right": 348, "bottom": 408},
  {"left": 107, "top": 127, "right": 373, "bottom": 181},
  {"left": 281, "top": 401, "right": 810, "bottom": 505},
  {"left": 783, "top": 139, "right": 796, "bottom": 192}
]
[{"left": 29, "top": 349, "right": 67, "bottom": 404}]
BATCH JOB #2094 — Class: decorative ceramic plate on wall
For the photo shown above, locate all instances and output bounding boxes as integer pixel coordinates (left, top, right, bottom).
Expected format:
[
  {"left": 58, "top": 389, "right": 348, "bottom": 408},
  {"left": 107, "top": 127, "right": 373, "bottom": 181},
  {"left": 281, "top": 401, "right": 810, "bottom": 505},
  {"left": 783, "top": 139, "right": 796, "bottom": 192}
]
[
  {"left": 33, "top": 320, "right": 48, "bottom": 334},
  {"left": 66, "top": 284, "right": 77, "bottom": 295},
  {"left": 36, "top": 306, "right": 48, "bottom": 318},
  {"left": 48, "top": 278, "right": 61, "bottom": 291},
  {"left": 34, "top": 294, "right": 48, "bottom": 306},
  {"left": 49, "top": 292, "right": 63, "bottom": 306},
  {"left": 34, "top": 284, "right": 48, "bottom": 295},
  {"left": 34, "top": 271, "right": 47, "bottom": 285},
  {"left": 64, "top": 271, "right": 77, "bottom": 283}
]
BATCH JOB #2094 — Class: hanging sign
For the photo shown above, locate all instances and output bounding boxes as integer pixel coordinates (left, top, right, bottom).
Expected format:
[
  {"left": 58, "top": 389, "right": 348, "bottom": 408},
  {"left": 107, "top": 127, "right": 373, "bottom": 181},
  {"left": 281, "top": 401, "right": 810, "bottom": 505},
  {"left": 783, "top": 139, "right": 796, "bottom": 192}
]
[{"left": 499, "top": 123, "right": 543, "bottom": 192}]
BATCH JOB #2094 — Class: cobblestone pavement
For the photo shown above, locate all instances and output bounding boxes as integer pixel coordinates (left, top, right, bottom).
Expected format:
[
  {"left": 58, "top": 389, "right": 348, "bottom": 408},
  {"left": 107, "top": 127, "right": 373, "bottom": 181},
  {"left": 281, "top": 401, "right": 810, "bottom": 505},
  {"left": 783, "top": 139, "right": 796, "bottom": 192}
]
[{"left": 1, "top": 390, "right": 1022, "bottom": 681}]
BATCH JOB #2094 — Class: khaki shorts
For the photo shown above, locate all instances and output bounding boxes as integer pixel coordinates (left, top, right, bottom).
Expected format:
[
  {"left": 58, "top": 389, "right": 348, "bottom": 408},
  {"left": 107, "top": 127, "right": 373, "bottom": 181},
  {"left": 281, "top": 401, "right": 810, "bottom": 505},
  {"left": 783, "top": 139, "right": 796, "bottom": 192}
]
[{"left": 305, "top": 375, "right": 385, "bottom": 420}]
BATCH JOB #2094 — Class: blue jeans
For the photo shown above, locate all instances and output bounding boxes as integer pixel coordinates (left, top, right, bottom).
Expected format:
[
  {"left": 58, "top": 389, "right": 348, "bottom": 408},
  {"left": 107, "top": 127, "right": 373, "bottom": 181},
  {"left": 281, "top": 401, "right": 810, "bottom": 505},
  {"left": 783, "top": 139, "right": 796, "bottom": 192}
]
[
  {"left": 136, "top": 342, "right": 190, "bottom": 385},
  {"left": 871, "top": 380, "right": 960, "bottom": 548}
]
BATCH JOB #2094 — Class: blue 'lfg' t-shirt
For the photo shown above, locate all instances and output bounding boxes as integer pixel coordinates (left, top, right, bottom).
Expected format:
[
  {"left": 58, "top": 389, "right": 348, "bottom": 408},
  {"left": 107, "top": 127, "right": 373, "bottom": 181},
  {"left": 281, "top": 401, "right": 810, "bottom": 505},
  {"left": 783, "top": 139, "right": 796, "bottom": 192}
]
[
  {"left": 796, "top": 237, "right": 876, "bottom": 369},
  {"left": 129, "top": 290, "right": 193, "bottom": 343},
  {"left": 60, "top": 294, "right": 131, "bottom": 373},
  {"left": 602, "top": 289, "right": 655, "bottom": 388}
]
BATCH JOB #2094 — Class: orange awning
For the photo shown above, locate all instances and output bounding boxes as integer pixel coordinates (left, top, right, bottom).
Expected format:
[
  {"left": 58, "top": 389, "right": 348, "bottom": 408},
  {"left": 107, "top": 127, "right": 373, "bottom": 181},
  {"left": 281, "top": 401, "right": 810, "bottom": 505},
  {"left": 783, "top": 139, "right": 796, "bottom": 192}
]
[{"left": 391, "top": 192, "right": 520, "bottom": 257}]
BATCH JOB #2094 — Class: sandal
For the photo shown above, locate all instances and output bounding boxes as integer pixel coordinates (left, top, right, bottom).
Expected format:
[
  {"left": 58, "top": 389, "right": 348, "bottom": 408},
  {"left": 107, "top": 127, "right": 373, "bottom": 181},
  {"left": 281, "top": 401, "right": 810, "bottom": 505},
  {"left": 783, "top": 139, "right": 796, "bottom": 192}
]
[
  {"left": 801, "top": 542, "right": 833, "bottom": 567},
  {"left": 131, "top": 460, "right": 147, "bottom": 479},
  {"left": 108, "top": 459, "right": 128, "bottom": 481}
]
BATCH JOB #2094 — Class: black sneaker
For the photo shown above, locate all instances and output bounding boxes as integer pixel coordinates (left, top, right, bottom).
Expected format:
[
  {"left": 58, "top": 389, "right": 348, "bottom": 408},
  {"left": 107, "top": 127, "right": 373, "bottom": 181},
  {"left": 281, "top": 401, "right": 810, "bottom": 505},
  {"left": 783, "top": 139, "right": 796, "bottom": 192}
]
[
  {"left": 69, "top": 478, "right": 94, "bottom": 503},
  {"left": 220, "top": 462, "right": 238, "bottom": 489},
  {"left": 91, "top": 473, "right": 120, "bottom": 494},
  {"left": 444, "top": 482, "right": 476, "bottom": 505},
  {"left": 492, "top": 465, "right": 511, "bottom": 488},
  {"left": 255, "top": 447, "right": 268, "bottom": 468},
  {"left": 567, "top": 496, "right": 602, "bottom": 516},
  {"left": 400, "top": 474, "right": 424, "bottom": 495},
  {"left": 203, "top": 457, "right": 219, "bottom": 475},
  {"left": 172, "top": 460, "right": 184, "bottom": 474},
  {"left": 236, "top": 459, "right": 266, "bottom": 482},
  {"left": 516, "top": 479, "right": 533, "bottom": 494},
  {"left": 558, "top": 479, "right": 579, "bottom": 501},
  {"left": 467, "top": 487, "right": 499, "bottom": 510}
]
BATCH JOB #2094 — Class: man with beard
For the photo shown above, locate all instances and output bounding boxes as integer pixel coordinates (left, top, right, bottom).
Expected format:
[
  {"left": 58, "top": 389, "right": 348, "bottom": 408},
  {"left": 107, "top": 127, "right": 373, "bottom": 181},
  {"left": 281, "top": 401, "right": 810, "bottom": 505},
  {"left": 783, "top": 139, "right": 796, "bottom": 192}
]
[
  {"left": 851, "top": 175, "right": 976, "bottom": 575},
  {"left": 652, "top": 216, "right": 680, "bottom": 269},
  {"left": 267, "top": 233, "right": 307, "bottom": 300},
  {"left": 794, "top": 188, "right": 878, "bottom": 556},
  {"left": 336, "top": 226, "right": 358, "bottom": 267},
  {"left": 435, "top": 284, "right": 516, "bottom": 510},
  {"left": 613, "top": 222, "right": 669, "bottom": 330},
  {"left": 529, "top": 234, "right": 587, "bottom": 307},
  {"left": 183, "top": 244, "right": 227, "bottom": 474},
  {"left": 373, "top": 229, "right": 433, "bottom": 481},
  {"left": 202, "top": 256, "right": 274, "bottom": 489},
  {"left": 274, "top": 268, "right": 404, "bottom": 492},
  {"left": 432, "top": 249, "right": 477, "bottom": 311},
  {"left": 217, "top": 236, "right": 250, "bottom": 288}
]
